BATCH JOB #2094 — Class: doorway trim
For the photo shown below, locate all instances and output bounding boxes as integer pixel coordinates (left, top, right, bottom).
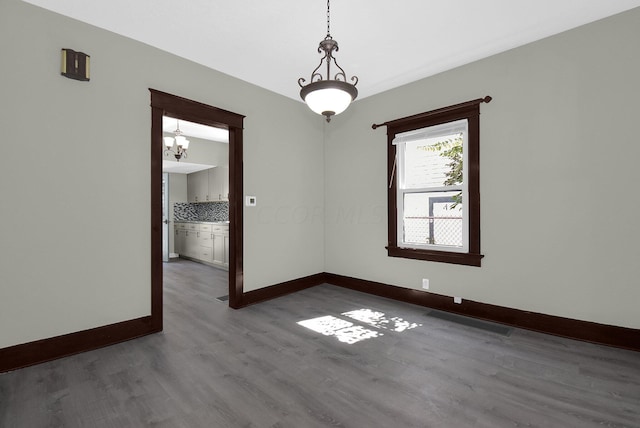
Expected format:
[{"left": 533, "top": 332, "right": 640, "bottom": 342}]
[{"left": 150, "top": 89, "right": 245, "bottom": 328}]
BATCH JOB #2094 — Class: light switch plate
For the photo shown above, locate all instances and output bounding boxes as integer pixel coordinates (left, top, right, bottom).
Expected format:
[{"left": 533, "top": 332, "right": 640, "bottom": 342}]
[{"left": 246, "top": 196, "right": 257, "bottom": 206}]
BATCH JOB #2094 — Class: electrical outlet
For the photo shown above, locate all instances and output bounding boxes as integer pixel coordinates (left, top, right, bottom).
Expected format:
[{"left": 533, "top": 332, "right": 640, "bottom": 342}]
[
  {"left": 422, "top": 279, "right": 429, "bottom": 290},
  {"left": 246, "top": 196, "right": 257, "bottom": 206},
  {"left": 454, "top": 296, "right": 462, "bottom": 304}
]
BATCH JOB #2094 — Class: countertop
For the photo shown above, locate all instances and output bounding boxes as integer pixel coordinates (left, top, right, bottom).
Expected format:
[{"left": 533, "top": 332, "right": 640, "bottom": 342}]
[{"left": 174, "top": 220, "right": 229, "bottom": 224}]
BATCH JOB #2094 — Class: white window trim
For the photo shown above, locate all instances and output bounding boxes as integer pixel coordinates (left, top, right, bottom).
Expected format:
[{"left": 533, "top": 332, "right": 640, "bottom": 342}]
[{"left": 395, "top": 119, "right": 469, "bottom": 253}]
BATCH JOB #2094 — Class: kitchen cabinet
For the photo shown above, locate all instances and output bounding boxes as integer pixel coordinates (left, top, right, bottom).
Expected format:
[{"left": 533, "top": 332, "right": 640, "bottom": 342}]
[
  {"left": 184, "top": 223, "right": 200, "bottom": 258},
  {"left": 198, "top": 224, "right": 214, "bottom": 262},
  {"left": 187, "top": 166, "right": 228, "bottom": 202},
  {"left": 208, "top": 166, "right": 229, "bottom": 201},
  {"left": 175, "top": 222, "right": 199, "bottom": 258},
  {"left": 212, "top": 224, "right": 229, "bottom": 267},
  {"left": 213, "top": 234, "right": 224, "bottom": 264},
  {"left": 223, "top": 234, "right": 230, "bottom": 265},
  {"left": 187, "top": 169, "right": 210, "bottom": 202},
  {"left": 174, "top": 223, "right": 187, "bottom": 255},
  {"left": 174, "top": 222, "right": 228, "bottom": 269}
]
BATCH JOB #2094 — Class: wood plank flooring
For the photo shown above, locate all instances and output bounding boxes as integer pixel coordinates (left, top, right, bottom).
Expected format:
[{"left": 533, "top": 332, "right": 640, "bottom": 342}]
[{"left": 1, "top": 259, "right": 639, "bottom": 427}]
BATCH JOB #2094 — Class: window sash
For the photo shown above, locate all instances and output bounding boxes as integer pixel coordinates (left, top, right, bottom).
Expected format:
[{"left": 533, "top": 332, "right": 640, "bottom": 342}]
[{"left": 396, "top": 119, "right": 469, "bottom": 252}]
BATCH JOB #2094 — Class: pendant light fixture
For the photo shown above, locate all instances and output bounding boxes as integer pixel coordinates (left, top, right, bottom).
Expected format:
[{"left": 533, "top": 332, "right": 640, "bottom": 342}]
[
  {"left": 164, "top": 119, "right": 189, "bottom": 161},
  {"left": 298, "top": 0, "right": 358, "bottom": 122}
]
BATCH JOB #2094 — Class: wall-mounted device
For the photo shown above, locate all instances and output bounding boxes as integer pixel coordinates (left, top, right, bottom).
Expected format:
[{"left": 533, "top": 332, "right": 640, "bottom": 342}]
[{"left": 61, "top": 48, "right": 90, "bottom": 81}]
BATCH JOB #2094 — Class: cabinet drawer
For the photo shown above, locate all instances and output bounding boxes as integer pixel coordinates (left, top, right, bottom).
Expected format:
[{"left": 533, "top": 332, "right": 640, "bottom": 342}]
[
  {"left": 175, "top": 223, "right": 188, "bottom": 230},
  {"left": 199, "top": 247, "right": 214, "bottom": 262},
  {"left": 187, "top": 223, "right": 199, "bottom": 231},
  {"left": 199, "top": 232, "right": 213, "bottom": 248},
  {"left": 199, "top": 224, "right": 213, "bottom": 232},
  {"left": 213, "top": 225, "right": 229, "bottom": 233}
]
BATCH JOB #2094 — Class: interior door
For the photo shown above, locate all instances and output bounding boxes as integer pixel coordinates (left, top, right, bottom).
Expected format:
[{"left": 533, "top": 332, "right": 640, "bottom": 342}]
[{"left": 162, "top": 172, "right": 170, "bottom": 262}]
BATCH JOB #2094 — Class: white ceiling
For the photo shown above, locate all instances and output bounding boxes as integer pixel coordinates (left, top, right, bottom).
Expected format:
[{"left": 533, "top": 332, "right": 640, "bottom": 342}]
[
  {"left": 23, "top": 0, "right": 640, "bottom": 101},
  {"left": 163, "top": 116, "right": 229, "bottom": 143},
  {"left": 162, "top": 117, "right": 227, "bottom": 173}
]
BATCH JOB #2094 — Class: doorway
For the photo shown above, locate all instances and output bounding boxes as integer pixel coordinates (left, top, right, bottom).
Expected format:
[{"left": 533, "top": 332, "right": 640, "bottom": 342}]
[{"left": 150, "top": 89, "right": 245, "bottom": 331}]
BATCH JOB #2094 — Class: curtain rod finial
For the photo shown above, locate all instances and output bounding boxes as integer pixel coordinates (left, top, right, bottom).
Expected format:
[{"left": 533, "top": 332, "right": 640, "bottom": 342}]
[{"left": 483, "top": 96, "right": 492, "bottom": 103}]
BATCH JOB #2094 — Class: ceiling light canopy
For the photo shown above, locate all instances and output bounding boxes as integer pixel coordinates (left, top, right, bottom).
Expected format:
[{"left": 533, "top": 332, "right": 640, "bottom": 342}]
[{"left": 298, "top": 0, "right": 358, "bottom": 122}]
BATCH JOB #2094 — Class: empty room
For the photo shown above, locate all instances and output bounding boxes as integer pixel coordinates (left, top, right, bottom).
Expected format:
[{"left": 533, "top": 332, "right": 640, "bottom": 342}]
[{"left": 1, "top": 1, "right": 639, "bottom": 427}]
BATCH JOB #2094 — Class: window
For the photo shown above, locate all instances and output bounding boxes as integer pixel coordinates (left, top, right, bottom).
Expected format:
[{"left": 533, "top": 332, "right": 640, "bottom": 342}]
[{"left": 382, "top": 97, "right": 490, "bottom": 266}]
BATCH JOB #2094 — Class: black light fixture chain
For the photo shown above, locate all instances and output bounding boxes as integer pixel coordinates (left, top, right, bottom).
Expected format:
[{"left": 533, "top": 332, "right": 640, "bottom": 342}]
[{"left": 326, "top": 0, "right": 331, "bottom": 37}]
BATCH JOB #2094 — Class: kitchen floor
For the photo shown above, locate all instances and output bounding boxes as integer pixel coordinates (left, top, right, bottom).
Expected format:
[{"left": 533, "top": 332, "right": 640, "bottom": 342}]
[{"left": 1, "top": 261, "right": 639, "bottom": 427}]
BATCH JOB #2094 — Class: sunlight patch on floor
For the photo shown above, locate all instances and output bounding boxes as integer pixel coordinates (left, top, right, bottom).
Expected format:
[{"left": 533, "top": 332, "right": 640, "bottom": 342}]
[
  {"left": 297, "top": 309, "right": 422, "bottom": 344},
  {"left": 342, "top": 309, "right": 422, "bottom": 332},
  {"left": 297, "top": 315, "right": 382, "bottom": 344}
]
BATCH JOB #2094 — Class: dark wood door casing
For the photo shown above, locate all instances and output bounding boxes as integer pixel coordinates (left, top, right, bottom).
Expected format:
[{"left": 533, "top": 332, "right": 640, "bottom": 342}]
[{"left": 149, "top": 89, "right": 245, "bottom": 319}]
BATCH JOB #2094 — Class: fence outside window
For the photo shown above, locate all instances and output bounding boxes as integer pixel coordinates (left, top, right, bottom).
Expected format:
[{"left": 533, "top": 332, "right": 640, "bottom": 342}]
[{"left": 404, "top": 215, "right": 463, "bottom": 247}]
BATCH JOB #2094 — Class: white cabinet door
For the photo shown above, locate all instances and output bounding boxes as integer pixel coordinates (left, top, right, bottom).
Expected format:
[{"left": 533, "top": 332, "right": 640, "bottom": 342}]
[
  {"left": 223, "top": 234, "right": 230, "bottom": 265},
  {"left": 174, "top": 227, "right": 183, "bottom": 254},
  {"left": 187, "top": 173, "right": 197, "bottom": 202},
  {"left": 220, "top": 167, "right": 229, "bottom": 201},
  {"left": 184, "top": 230, "right": 199, "bottom": 258},
  {"left": 208, "top": 166, "right": 229, "bottom": 201},
  {"left": 213, "top": 234, "right": 225, "bottom": 264},
  {"left": 187, "top": 169, "right": 210, "bottom": 202}
]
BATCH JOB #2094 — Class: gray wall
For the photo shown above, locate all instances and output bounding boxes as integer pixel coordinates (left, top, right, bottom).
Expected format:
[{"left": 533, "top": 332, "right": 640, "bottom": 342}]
[
  {"left": 324, "top": 8, "right": 640, "bottom": 329},
  {"left": 1, "top": 0, "right": 638, "bottom": 351},
  {"left": 0, "top": 0, "right": 324, "bottom": 349}
]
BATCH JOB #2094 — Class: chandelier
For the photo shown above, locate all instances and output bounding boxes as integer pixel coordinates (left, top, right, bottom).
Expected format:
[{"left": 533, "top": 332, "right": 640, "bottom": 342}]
[
  {"left": 298, "top": 0, "right": 358, "bottom": 122},
  {"left": 164, "top": 120, "right": 189, "bottom": 161}
]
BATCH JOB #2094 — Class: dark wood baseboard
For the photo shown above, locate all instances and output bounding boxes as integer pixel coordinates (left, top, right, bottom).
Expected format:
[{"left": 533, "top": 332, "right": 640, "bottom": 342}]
[
  {"left": 324, "top": 273, "right": 640, "bottom": 352},
  {"left": 241, "top": 273, "right": 326, "bottom": 307},
  {"left": 0, "top": 316, "right": 159, "bottom": 373},
  {"left": 239, "top": 271, "right": 639, "bottom": 352},
  {"left": 3, "top": 271, "right": 637, "bottom": 374}
]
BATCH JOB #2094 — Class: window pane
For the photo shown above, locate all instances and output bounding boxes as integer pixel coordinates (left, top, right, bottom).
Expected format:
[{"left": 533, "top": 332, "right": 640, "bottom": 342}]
[
  {"left": 403, "top": 191, "right": 463, "bottom": 248},
  {"left": 403, "top": 131, "right": 464, "bottom": 189}
]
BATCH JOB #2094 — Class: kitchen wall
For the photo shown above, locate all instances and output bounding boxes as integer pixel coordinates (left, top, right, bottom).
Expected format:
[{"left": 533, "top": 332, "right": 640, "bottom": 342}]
[
  {"left": 163, "top": 135, "right": 228, "bottom": 167},
  {"left": 0, "top": 0, "right": 324, "bottom": 349},
  {"left": 324, "top": 7, "right": 640, "bottom": 329},
  {"left": 168, "top": 173, "right": 188, "bottom": 255}
]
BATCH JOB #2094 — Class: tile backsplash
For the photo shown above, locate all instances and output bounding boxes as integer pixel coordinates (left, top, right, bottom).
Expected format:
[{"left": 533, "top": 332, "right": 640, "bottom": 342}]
[{"left": 174, "top": 201, "right": 228, "bottom": 222}]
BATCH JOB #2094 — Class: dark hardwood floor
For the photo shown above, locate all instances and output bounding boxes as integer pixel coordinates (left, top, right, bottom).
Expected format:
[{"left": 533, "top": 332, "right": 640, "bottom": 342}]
[{"left": 1, "top": 259, "right": 639, "bottom": 427}]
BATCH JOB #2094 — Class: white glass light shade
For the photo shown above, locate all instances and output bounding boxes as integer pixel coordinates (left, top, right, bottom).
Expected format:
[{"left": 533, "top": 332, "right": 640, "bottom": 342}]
[
  {"left": 175, "top": 135, "right": 189, "bottom": 148},
  {"left": 164, "top": 137, "right": 174, "bottom": 149},
  {"left": 304, "top": 88, "right": 353, "bottom": 116},
  {"left": 300, "top": 80, "right": 358, "bottom": 121}
]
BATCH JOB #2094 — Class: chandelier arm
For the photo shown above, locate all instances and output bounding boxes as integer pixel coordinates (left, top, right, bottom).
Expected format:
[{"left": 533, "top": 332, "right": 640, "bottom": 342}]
[
  {"left": 306, "top": 55, "right": 329, "bottom": 85},
  {"left": 330, "top": 57, "right": 348, "bottom": 82}
]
